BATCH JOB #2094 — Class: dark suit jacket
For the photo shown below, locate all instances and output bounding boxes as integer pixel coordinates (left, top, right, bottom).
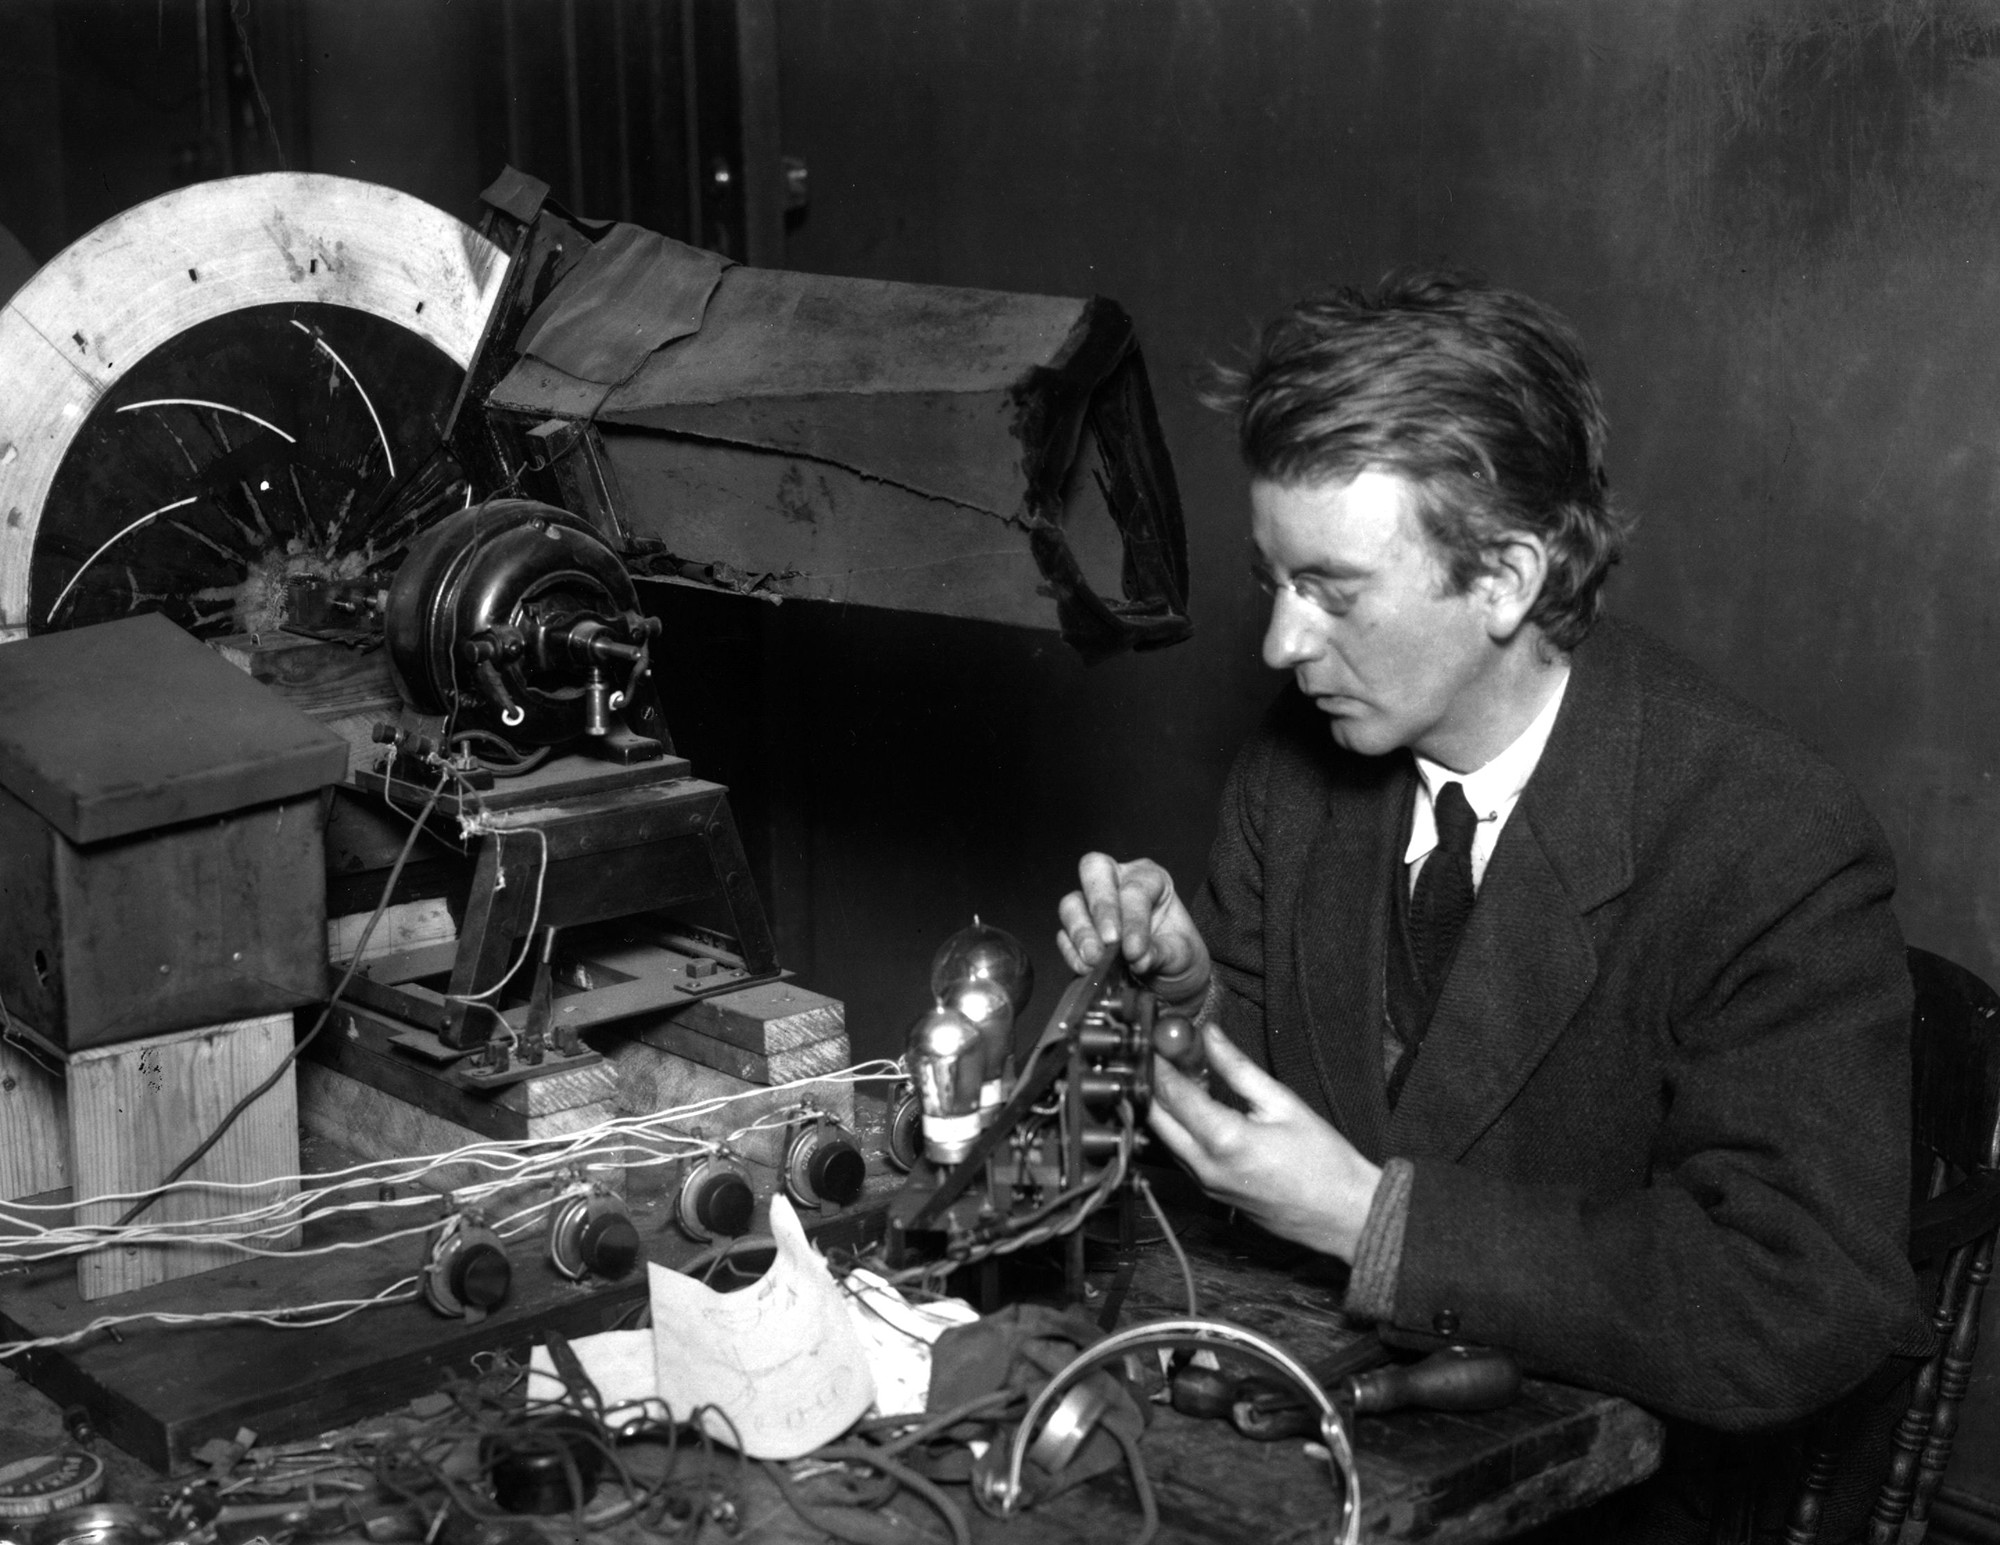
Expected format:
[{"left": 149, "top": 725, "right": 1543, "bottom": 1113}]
[{"left": 1193, "top": 619, "right": 1920, "bottom": 1445}]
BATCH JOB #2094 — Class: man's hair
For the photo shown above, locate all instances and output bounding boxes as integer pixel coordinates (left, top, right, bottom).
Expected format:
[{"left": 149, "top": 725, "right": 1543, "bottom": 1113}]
[{"left": 1215, "top": 269, "right": 1628, "bottom": 651}]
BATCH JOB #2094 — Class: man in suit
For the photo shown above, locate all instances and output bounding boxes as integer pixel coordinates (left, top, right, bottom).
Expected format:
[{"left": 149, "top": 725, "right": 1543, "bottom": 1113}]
[{"left": 1058, "top": 271, "right": 1920, "bottom": 1536}]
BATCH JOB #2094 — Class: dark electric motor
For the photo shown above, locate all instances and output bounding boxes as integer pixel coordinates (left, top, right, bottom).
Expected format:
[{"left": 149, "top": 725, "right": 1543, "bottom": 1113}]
[{"left": 385, "top": 499, "right": 668, "bottom": 761}]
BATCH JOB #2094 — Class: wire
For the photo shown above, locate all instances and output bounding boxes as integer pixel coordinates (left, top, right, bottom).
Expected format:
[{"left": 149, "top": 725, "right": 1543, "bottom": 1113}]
[
  {"left": 8, "top": 1214, "right": 440, "bottom": 1263},
  {"left": 1111, "top": 1423, "right": 1160, "bottom": 1545},
  {"left": 6, "top": 1062, "right": 901, "bottom": 1266},
  {"left": 679, "top": 1233, "right": 777, "bottom": 1281},
  {"left": 226, "top": 0, "right": 287, "bottom": 170},
  {"left": 447, "top": 728, "right": 526, "bottom": 758},
  {"left": 0, "top": 1276, "right": 420, "bottom": 1361},
  {"left": 722, "top": 1102, "right": 815, "bottom": 1144},
  {"left": 473, "top": 746, "right": 553, "bottom": 779},
  {"left": 440, "top": 729, "right": 553, "bottom": 779},
  {"left": 113, "top": 769, "right": 452, "bottom": 1229},
  {"left": 1133, "top": 1173, "right": 1198, "bottom": 1318},
  {"left": 991, "top": 1320, "right": 1361, "bottom": 1544},
  {"left": 827, "top": 1445, "right": 971, "bottom": 1545},
  {"left": 367, "top": 1357, "right": 695, "bottom": 1536},
  {"left": 442, "top": 826, "right": 549, "bottom": 1004},
  {"left": 852, "top": 1390, "right": 1017, "bottom": 1454},
  {"left": 0, "top": 989, "right": 63, "bottom": 1080}
]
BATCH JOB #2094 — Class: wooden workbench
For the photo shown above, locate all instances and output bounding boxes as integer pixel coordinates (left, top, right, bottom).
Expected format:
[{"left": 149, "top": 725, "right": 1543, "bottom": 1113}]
[{"left": 0, "top": 1184, "right": 1662, "bottom": 1543}]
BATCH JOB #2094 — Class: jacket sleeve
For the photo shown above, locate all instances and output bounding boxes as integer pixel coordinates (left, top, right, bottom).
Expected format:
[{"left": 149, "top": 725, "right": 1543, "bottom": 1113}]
[{"left": 1380, "top": 789, "right": 1920, "bottom": 1432}]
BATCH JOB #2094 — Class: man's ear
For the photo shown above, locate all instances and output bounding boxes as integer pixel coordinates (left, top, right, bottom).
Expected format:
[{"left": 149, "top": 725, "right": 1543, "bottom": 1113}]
[{"left": 1474, "top": 534, "right": 1550, "bottom": 641}]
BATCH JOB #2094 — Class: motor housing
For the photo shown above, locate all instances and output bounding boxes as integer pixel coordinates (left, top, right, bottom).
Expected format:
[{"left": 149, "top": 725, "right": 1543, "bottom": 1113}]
[{"left": 384, "top": 500, "right": 667, "bottom": 758}]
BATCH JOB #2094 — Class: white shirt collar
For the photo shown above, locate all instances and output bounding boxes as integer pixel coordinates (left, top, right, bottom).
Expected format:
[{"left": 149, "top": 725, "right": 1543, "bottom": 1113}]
[{"left": 1405, "top": 668, "right": 1571, "bottom": 873}]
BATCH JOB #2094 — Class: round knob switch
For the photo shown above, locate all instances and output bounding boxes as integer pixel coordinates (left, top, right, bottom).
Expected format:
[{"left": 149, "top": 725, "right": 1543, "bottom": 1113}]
[
  {"left": 785, "top": 1122, "right": 869, "bottom": 1208},
  {"left": 806, "top": 1139, "right": 866, "bottom": 1207},
  {"left": 677, "top": 1158, "right": 757, "bottom": 1241},
  {"left": 578, "top": 1211, "right": 641, "bottom": 1279},
  {"left": 422, "top": 1217, "right": 513, "bottom": 1317},
  {"left": 694, "top": 1173, "right": 754, "bottom": 1237},
  {"left": 451, "top": 1240, "right": 512, "bottom": 1310}
]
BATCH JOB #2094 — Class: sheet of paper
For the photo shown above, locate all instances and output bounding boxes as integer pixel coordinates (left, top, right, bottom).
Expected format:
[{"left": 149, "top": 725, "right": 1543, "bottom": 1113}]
[
  {"left": 525, "top": 1329, "right": 659, "bottom": 1423},
  {"left": 650, "top": 1194, "right": 876, "bottom": 1458},
  {"left": 839, "top": 1268, "right": 980, "bottom": 1416}
]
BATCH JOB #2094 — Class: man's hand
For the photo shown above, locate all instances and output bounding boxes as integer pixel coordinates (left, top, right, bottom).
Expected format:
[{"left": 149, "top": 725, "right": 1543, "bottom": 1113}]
[
  {"left": 1149, "top": 1024, "right": 1383, "bottom": 1263},
  {"left": 1056, "top": 853, "right": 1212, "bottom": 1006}
]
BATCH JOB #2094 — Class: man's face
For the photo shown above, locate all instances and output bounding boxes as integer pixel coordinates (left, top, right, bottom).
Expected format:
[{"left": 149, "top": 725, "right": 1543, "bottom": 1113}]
[{"left": 1251, "top": 470, "right": 1510, "bottom": 769}]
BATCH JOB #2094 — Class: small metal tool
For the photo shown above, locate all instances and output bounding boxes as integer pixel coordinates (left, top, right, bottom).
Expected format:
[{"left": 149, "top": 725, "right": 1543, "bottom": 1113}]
[{"left": 1232, "top": 1344, "right": 1522, "bottom": 1441}]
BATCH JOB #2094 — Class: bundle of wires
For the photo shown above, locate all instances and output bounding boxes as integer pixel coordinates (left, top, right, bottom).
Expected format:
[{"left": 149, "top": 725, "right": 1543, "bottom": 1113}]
[
  {"left": 364, "top": 1356, "right": 754, "bottom": 1539},
  {"left": 0, "top": 1059, "right": 901, "bottom": 1362},
  {"left": 759, "top": 1391, "right": 1020, "bottom": 1545},
  {"left": 445, "top": 728, "right": 551, "bottom": 779}
]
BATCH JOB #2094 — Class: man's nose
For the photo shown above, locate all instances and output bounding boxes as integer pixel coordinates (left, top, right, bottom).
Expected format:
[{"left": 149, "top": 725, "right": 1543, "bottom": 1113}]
[{"left": 1261, "top": 590, "right": 1320, "bottom": 671}]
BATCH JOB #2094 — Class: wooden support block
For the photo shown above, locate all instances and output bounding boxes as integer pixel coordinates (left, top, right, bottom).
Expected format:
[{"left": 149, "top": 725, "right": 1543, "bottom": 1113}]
[
  {"left": 210, "top": 634, "right": 400, "bottom": 778},
  {"left": 302, "top": 980, "right": 858, "bottom": 1182},
  {"left": 0, "top": 1035, "right": 67, "bottom": 1200},
  {"left": 69, "top": 1015, "right": 299, "bottom": 1302},
  {"left": 303, "top": 1002, "right": 616, "bottom": 1143},
  {"left": 494, "top": 1060, "right": 621, "bottom": 1117},
  {"left": 297, "top": 1064, "right": 615, "bottom": 1196},
  {"left": 637, "top": 1021, "right": 849, "bottom": 1086},
  {"left": 616, "top": 983, "right": 853, "bottom": 1161},
  {"left": 210, "top": 631, "right": 401, "bottom": 716},
  {"left": 598, "top": 1034, "right": 853, "bottom": 1169},
  {"left": 305, "top": 1035, "right": 863, "bottom": 1180},
  {"left": 328, "top": 898, "right": 457, "bottom": 965},
  {"left": 654, "top": 981, "right": 846, "bottom": 1056}
]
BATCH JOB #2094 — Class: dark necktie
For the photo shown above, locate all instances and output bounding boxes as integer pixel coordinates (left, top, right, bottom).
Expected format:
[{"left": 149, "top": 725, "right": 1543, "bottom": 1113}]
[
  {"left": 1410, "top": 781, "right": 1478, "bottom": 994},
  {"left": 1385, "top": 780, "right": 1479, "bottom": 1104}
]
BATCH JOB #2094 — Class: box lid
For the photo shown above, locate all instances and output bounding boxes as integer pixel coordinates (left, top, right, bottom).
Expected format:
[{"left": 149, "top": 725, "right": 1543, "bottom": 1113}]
[{"left": 0, "top": 613, "right": 351, "bottom": 844}]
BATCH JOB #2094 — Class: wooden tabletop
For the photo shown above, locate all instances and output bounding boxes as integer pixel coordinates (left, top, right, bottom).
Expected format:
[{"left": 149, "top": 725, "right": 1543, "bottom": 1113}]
[
  {"left": 0, "top": 1197, "right": 1662, "bottom": 1544},
  {"left": 1005, "top": 1214, "right": 1667, "bottom": 1544}
]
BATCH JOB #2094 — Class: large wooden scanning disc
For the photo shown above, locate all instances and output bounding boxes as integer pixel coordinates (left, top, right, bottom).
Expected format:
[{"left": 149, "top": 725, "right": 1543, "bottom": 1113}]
[{"left": 0, "top": 174, "right": 508, "bottom": 642}]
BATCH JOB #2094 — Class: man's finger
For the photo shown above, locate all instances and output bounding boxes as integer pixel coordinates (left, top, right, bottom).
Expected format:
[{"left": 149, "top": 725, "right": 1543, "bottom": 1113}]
[
  {"left": 1201, "top": 1025, "right": 1305, "bottom": 1120},
  {"left": 1152, "top": 1055, "right": 1245, "bottom": 1152},
  {"left": 1055, "top": 892, "right": 1103, "bottom": 967},
  {"left": 1118, "top": 875, "right": 1164, "bottom": 972},
  {"left": 1077, "top": 852, "right": 1124, "bottom": 945},
  {"left": 1144, "top": 1098, "right": 1214, "bottom": 1184}
]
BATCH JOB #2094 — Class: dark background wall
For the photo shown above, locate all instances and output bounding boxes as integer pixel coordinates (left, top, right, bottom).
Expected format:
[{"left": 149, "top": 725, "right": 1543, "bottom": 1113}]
[
  {"left": 752, "top": 14, "right": 2000, "bottom": 1518},
  {"left": 768, "top": 0, "right": 2000, "bottom": 1066},
  {"left": 3, "top": 0, "right": 1999, "bottom": 1524}
]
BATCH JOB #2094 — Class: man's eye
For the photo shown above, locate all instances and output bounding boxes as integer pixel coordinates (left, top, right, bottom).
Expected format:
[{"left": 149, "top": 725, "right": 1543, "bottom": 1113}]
[
  {"left": 1295, "top": 579, "right": 1353, "bottom": 615},
  {"left": 1250, "top": 564, "right": 1353, "bottom": 616}
]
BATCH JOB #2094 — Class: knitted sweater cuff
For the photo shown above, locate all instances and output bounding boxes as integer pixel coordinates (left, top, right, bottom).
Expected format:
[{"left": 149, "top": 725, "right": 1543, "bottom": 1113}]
[{"left": 1342, "top": 1157, "right": 1413, "bottom": 1322}]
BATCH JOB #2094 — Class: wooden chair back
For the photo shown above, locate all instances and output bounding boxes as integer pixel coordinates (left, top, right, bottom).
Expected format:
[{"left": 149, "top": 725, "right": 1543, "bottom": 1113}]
[{"left": 1781, "top": 946, "right": 2000, "bottom": 1545}]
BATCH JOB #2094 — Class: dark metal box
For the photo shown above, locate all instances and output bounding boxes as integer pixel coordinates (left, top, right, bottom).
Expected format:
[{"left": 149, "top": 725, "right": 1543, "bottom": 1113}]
[{"left": 0, "top": 614, "right": 349, "bottom": 1050}]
